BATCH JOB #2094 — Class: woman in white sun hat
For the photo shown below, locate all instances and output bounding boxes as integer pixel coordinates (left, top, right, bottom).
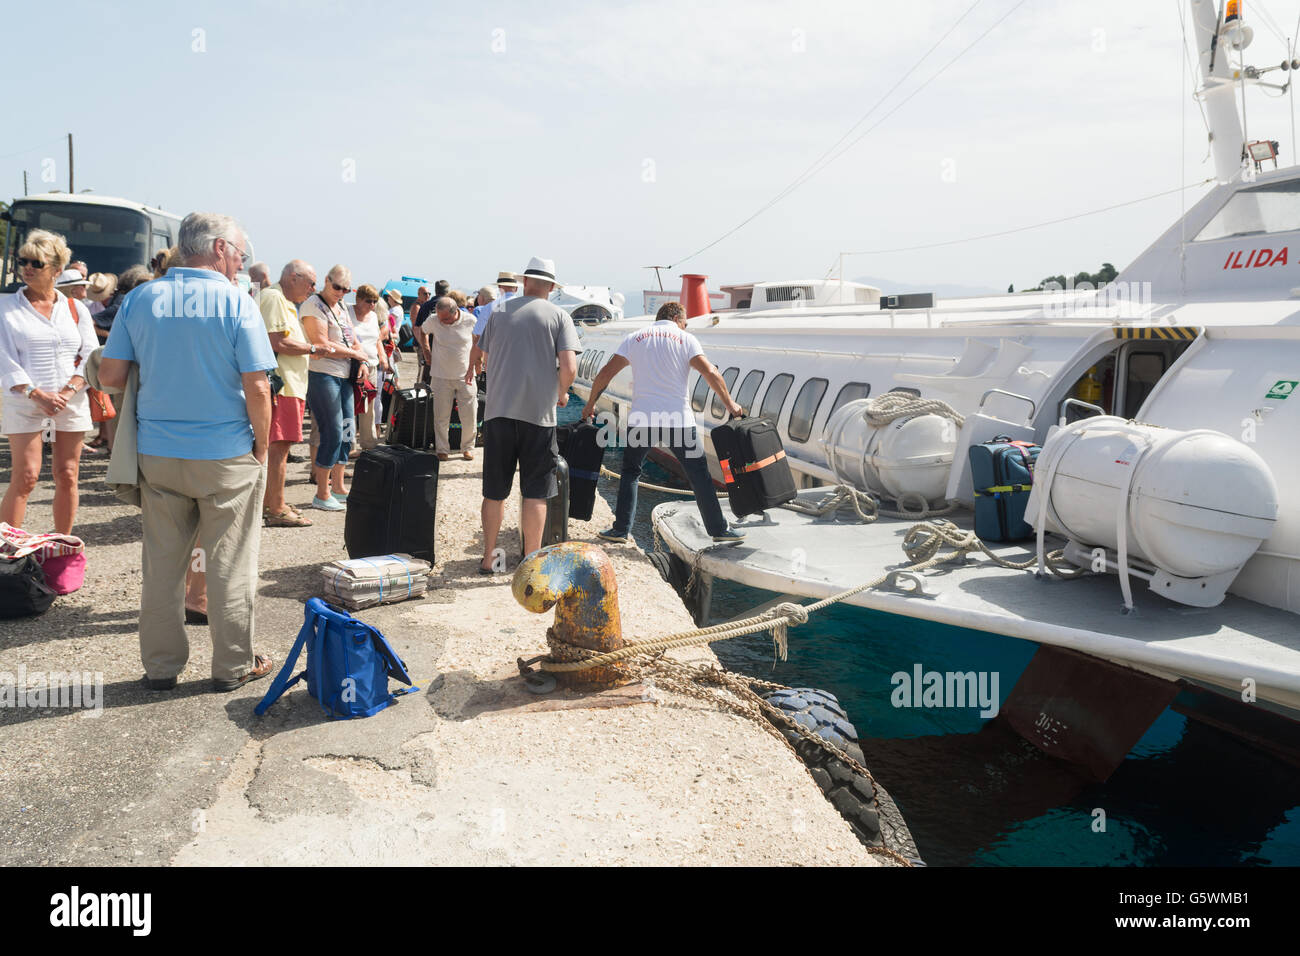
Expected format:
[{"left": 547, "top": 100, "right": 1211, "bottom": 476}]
[{"left": 0, "top": 229, "right": 98, "bottom": 533}]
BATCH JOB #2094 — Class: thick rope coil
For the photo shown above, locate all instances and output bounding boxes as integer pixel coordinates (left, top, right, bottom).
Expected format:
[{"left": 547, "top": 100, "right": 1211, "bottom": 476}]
[
  {"left": 782, "top": 483, "right": 956, "bottom": 524},
  {"left": 862, "top": 392, "right": 965, "bottom": 428}
]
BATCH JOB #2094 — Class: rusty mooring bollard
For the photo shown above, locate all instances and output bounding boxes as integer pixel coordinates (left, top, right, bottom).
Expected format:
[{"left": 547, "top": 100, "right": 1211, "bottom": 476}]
[{"left": 512, "top": 542, "right": 631, "bottom": 690}]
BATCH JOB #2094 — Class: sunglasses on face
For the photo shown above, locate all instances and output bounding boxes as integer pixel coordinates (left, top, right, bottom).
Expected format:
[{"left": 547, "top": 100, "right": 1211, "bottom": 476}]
[
  {"left": 16, "top": 257, "right": 46, "bottom": 269},
  {"left": 331, "top": 282, "right": 350, "bottom": 294}
]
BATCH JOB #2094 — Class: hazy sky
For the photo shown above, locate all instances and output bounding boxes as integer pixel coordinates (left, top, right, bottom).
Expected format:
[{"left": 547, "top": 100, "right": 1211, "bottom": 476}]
[{"left": 7, "top": 0, "right": 1300, "bottom": 304}]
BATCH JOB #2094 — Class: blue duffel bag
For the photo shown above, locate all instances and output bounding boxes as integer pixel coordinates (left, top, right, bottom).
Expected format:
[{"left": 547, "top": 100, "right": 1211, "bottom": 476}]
[
  {"left": 255, "top": 598, "right": 418, "bottom": 719},
  {"left": 969, "top": 437, "right": 1041, "bottom": 542}
]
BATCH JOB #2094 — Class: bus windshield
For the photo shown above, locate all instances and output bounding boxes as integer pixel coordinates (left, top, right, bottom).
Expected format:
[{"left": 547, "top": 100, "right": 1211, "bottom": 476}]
[{"left": 3, "top": 201, "right": 151, "bottom": 288}]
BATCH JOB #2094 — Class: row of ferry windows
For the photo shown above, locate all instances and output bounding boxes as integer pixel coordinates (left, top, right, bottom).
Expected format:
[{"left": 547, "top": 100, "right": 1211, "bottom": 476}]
[
  {"left": 578, "top": 350, "right": 869, "bottom": 445},
  {"left": 688, "top": 370, "right": 868, "bottom": 443}
]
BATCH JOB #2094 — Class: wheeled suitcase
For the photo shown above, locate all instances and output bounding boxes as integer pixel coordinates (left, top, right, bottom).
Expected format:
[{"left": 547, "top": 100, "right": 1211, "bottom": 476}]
[
  {"left": 969, "top": 437, "right": 1040, "bottom": 542},
  {"left": 387, "top": 383, "right": 433, "bottom": 449},
  {"left": 711, "top": 416, "right": 797, "bottom": 519},
  {"left": 444, "top": 389, "right": 487, "bottom": 452},
  {"left": 555, "top": 420, "right": 603, "bottom": 521},
  {"left": 345, "top": 445, "right": 439, "bottom": 562},
  {"left": 518, "top": 453, "right": 569, "bottom": 552}
]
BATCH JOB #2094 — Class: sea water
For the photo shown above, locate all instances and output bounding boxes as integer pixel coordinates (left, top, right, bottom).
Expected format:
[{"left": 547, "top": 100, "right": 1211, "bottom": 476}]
[{"left": 560, "top": 397, "right": 1300, "bottom": 866}]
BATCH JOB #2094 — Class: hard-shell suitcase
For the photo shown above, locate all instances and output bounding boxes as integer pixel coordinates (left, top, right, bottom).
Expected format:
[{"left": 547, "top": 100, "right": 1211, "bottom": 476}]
[
  {"left": 387, "top": 383, "right": 433, "bottom": 449},
  {"left": 345, "top": 445, "right": 439, "bottom": 562},
  {"left": 969, "top": 437, "right": 1040, "bottom": 542},
  {"left": 555, "top": 420, "right": 603, "bottom": 521},
  {"left": 711, "top": 416, "right": 797, "bottom": 519}
]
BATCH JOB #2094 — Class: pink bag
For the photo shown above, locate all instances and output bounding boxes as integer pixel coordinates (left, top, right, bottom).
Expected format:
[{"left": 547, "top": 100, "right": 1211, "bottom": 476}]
[{"left": 0, "top": 523, "right": 86, "bottom": 594}]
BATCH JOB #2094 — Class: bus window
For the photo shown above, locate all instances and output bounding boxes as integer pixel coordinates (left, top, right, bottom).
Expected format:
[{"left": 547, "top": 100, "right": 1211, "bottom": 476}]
[
  {"left": 788, "top": 378, "right": 829, "bottom": 443},
  {"left": 760, "top": 373, "right": 794, "bottom": 422},
  {"left": 733, "top": 370, "right": 765, "bottom": 416},
  {"left": 710, "top": 367, "right": 740, "bottom": 418},
  {"left": 3, "top": 200, "right": 152, "bottom": 288}
]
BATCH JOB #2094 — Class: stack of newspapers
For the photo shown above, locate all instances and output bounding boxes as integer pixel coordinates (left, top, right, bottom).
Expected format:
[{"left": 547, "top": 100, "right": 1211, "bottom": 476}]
[{"left": 320, "top": 553, "right": 431, "bottom": 609}]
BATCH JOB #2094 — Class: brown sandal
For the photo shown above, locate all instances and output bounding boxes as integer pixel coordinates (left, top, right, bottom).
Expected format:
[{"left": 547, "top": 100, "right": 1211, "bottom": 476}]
[
  {"left": 213, "top": 654, "right": 274, "bottom": 692},
  {"left": 265, "top": 508, "right": 313, "bottom": 527}
]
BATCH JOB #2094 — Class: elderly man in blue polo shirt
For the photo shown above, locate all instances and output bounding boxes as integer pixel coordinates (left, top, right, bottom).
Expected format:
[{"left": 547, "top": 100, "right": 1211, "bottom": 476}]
[{"left": 99, "top": 212, "right": 278, "bottom": 693}]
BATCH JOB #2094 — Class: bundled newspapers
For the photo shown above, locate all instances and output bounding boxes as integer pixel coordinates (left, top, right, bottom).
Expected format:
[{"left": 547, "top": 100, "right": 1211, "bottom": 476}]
[{"left": 320, "top": 553, "right": 431, "bottom": 609}]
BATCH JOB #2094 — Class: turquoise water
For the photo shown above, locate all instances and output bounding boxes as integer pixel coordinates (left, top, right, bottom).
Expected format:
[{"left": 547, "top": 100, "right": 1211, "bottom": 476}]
[{"left": 562, "top": 397, "right": 1300, "bottom": 866}]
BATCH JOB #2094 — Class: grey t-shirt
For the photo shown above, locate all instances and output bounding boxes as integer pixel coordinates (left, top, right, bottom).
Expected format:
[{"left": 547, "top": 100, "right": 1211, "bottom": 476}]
[{"left": 479, "top": 295, "right": 581, "bottom": 427}]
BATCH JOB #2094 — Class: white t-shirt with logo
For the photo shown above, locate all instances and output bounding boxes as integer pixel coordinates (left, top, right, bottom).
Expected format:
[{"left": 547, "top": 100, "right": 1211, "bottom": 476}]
[{"left": 613, "top": 320, "right": 704, "bottom": 429}]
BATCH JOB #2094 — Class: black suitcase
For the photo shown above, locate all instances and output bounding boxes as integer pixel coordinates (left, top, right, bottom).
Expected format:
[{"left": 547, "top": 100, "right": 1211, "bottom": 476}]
[
  {"left": 518, "top": 454, "right": 569, "bottom": 552},
  {"left": 444, "top": 389, "right": 487, "bottom": 451},
  {"left": 345, "top": 445, "right": 439, "bottom": 563},
  {"left": 711, "top": 416, "right": 797, "bottom": 519},
  {"left": 555, "top": 420, "right": 603, "bottom": 521},
  {"left": 387, "top": 383, "right": 433, "bottom": 449}
]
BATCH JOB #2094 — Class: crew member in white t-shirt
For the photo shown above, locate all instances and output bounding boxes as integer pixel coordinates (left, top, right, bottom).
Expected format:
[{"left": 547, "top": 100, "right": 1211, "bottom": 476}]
[{"left": 581, "top": 301, "right": 743, "bottom": 544}]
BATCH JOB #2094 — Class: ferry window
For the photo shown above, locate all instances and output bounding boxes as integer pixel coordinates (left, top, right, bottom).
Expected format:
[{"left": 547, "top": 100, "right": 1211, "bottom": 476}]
[
  {"left": 710, "top": 367, "right": 740, "bottom": 418},
  {"left": 690, "top": 370, "right": 711, "bottom": 412},
  {"left": 1122, "top": 351, "right": 1167, "bottom": 418},
  {"left": 733, "top": 370, "right": 765, "bottom": 416},
  {"left": 788, "top": 378, "right": 828, "bottom": 443},
  {"left": 829, "top": 382, "right": 871, "bottom": 416},
  {"left": 760, "top": 373, "right": 794, "bottom": 422},
  {"left": 1195, "top": 179, "right": 1300, "bottom": 241}
]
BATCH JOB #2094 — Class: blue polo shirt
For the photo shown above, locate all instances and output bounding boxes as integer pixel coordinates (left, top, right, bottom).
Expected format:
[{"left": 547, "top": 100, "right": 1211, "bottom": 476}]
[{"left": 103, "top": 267, "right": 277, "bottom": 460}]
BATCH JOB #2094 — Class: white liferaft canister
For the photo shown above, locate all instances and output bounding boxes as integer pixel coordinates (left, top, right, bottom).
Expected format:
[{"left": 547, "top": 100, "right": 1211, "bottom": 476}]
[
  {"left": 1027, "top": 417, "right": 1278, "bottom": 580},
  {"left": 821, "top": 399, "right": 956, "bottom": 505}
]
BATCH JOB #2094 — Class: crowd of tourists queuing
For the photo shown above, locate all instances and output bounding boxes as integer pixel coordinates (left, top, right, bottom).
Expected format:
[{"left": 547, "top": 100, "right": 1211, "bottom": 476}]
[{"left": 0, "top": 210, "right": 744, "bottom": 692}]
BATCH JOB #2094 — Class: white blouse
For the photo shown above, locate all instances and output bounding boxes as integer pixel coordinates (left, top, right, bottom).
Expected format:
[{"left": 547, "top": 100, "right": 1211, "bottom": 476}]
[{"left": 0, "top": 288, "right": 98, "bottom": 394}]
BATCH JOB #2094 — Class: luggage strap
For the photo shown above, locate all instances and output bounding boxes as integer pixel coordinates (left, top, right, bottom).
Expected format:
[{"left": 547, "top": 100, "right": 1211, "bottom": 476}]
[
  {"left": 569, "top": 467, "right": 601, "bottom": 482},
  {"left": 974, "top": 484, "right": 1032, "bottom": 497},
  {"left": 254, "top": 610, "right": 315, "bottom": 716},
  {"left": 735, "top": 450, "right": 786, "bottom": 475}
]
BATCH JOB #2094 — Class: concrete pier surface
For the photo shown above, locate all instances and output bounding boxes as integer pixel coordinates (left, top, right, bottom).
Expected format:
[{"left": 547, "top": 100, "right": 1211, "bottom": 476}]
[{"left": 0, "top": 439, "right": 886, "bottom": 866}]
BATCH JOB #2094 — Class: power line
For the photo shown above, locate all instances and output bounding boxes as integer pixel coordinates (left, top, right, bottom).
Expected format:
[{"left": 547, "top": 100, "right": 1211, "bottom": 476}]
[
  {"left": 0, "top": 136, "right": 67, "bottom": 162},
  {"left": 668, "top": 0, "right": 1028, "bottom": 269},
  {"left": 840, "top": 179, "right": 1214, "bottom": 257}
]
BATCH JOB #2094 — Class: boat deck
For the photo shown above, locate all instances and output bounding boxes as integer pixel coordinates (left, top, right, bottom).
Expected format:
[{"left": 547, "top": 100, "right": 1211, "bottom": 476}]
[{"left": 652, "top": 490, "right": 1300, "bottom": 715}]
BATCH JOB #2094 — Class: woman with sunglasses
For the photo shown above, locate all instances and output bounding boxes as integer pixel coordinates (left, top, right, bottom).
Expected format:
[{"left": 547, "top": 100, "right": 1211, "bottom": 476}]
[
  {"left": 300, "top": 264, "right": 369, "bottom": 511},
  {"left": 0, "top": 229, "right": 99, "bottom": 533}
]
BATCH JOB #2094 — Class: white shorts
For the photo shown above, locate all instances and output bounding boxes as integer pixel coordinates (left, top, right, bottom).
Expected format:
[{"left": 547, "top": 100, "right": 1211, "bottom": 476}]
[{"left": 2, "top": 389, "right": 93, "bottom": 436}]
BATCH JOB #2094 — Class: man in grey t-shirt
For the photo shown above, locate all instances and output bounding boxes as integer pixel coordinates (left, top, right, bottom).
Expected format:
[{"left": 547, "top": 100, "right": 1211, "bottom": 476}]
[{"left": 476, "top": 257, "right": 580, "bottom": 574}]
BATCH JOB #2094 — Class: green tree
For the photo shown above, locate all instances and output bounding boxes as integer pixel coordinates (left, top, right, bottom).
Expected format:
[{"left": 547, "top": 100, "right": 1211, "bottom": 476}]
[{"left": 1030, "top": 262, "right": 1117, "bottom": 291}]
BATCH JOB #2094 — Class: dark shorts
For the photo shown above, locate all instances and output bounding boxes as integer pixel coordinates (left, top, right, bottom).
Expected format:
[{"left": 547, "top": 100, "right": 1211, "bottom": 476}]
[{"left": 482, "top": 417, "right": 558, "bottom": 501}]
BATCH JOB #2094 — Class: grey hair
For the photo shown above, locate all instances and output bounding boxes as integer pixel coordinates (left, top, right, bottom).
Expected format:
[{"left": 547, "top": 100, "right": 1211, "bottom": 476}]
[
  {"left": 326, "top": 264, "right": 352, "bottom": 287},
  {"left": 434, "top": 296, "right": 456, "bottom": 314},
  {"left": 178, "top": 212, "right": 242, "bottom": 260}
]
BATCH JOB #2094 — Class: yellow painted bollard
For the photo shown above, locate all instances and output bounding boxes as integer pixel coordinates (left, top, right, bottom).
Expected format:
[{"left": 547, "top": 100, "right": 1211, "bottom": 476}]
[{"left": 512, "top": 542, "right": 631, "bottom": 691}]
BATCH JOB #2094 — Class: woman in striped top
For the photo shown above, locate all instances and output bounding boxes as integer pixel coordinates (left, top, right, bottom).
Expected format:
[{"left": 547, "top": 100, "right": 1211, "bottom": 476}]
[{"left": 0, "top": 229, "right": 98, "bottom": 533}]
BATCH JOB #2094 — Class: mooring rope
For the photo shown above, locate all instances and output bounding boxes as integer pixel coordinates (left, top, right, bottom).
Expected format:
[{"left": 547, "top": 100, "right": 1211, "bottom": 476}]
[{"left": 862, "top": 391, "right": 965, "bottom": 428}]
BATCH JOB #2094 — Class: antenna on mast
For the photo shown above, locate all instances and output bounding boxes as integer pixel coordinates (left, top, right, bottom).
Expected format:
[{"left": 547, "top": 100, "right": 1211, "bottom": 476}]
[{"left": 643, "top": 265, "right": 668, "bottom": 292}]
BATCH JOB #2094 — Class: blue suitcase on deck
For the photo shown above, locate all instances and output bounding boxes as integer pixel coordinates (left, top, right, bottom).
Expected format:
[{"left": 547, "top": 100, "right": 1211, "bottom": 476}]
[{"left": 969, "top": 437, "right": 1041, "bottom": 542}]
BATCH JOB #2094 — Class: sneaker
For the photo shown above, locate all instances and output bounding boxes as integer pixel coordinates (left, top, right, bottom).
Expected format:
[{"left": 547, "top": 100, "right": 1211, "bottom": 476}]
[
  {"left": 331, "top": 491, "right": 348, "bottom": 502},
  {"left": 596, "top": 529, "right": 629, "bottom": 544},
  {"left": 711, "top": 528, "right": 746, "bottom": 543},
  {"left": 311, "top": 495, "right": 345, "bottom": 511}
]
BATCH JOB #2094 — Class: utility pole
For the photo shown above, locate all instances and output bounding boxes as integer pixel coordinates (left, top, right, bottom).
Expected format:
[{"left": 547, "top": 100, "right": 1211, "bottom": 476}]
[
  {"left": 23, "top": 170, "right": 29, "bottom": 196},
  {"left": 68, "top": 133, "right": 74, "bottom": 193}
]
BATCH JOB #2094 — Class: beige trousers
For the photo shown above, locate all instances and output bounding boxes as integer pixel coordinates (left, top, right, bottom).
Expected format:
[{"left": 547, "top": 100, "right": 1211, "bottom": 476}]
[
  {"left": 138, "top": 452, "right": 265, "bottom": 681},
  {"left": 431, "top": 377, "right": 477, "bottom": 454}
]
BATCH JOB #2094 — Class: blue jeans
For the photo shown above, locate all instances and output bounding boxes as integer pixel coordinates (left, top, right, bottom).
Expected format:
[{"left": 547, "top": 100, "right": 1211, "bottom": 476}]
[
  {"left": 612, "top": 426, "right": 728, "bottom": 537},
  {"left": 307, "top": 370, "right": 354, "bottom": 468}
]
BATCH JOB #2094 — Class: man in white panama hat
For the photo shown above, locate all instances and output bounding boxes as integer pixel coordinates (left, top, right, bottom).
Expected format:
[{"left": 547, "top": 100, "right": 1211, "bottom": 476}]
[{"left": 475, "top": 257, "right": 579, "bottom": 574}]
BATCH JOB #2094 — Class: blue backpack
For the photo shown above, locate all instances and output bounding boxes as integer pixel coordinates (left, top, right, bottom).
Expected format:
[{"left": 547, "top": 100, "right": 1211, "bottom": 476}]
[{"left": 255, "top": 598, "right": 418, "bottom": 719}]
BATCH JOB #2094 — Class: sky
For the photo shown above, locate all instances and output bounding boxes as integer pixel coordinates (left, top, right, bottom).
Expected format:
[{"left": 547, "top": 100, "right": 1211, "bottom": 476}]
[{"left": 7, "top": 0, "right": 1300, "bottom": 306}]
